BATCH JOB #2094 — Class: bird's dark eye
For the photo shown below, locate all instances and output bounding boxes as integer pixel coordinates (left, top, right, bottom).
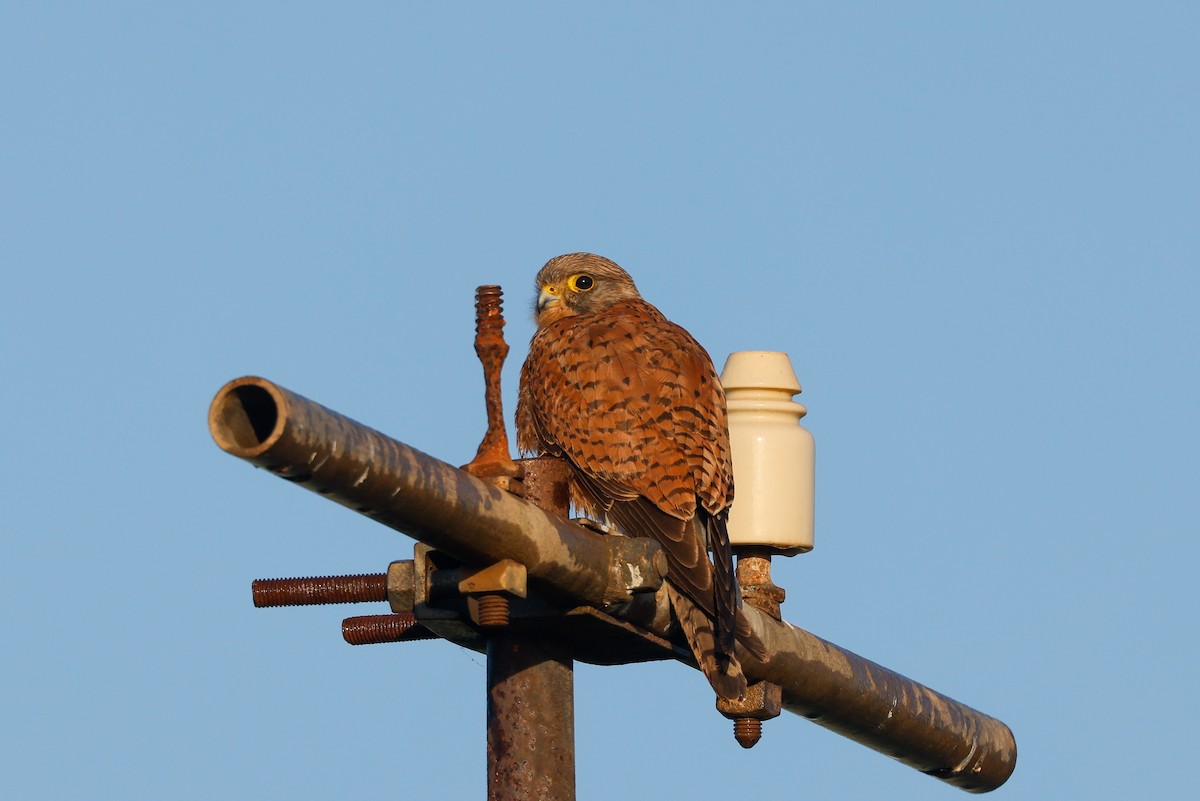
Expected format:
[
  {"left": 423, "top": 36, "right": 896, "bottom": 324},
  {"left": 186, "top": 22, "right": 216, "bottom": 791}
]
[{"left": 569, "top": 274, "right": 594, "bottom": 292}]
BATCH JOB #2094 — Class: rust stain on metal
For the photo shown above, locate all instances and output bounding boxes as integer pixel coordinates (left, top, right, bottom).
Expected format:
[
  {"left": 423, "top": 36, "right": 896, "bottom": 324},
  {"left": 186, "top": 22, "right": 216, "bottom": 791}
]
[
  {"left": 486, "top": 632, "right": 575, "bottom": 800},
  {"left": 734, "top": 546, "right": 787, "bottom": 620}
]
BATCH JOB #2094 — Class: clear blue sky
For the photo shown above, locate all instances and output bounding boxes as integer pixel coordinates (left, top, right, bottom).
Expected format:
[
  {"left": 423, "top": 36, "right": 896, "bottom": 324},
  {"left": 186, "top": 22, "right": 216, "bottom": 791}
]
[{"left": 3, "top": 3, "right": 1197, "bottom": 799}]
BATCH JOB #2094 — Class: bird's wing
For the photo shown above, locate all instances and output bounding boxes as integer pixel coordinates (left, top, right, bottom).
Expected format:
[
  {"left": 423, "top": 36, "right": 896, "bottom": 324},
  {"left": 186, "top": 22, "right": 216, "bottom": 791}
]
[
  {"left": 520, "top": 300, "right": 732, "bottom": 607},
  {"left": 525, "top": 300, "right": 730, "bottom": 512}
]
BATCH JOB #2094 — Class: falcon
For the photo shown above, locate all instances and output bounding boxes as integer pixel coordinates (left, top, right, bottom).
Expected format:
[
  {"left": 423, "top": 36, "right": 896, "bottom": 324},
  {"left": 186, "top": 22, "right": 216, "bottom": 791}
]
[{"left": 516, "top": 252, "right": 767, "bottom": 700}]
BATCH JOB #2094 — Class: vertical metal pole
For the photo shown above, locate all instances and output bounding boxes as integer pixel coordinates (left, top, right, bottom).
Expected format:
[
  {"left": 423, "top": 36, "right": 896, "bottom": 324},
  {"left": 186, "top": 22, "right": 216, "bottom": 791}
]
[
  {"left": 487, "top": 635, "right": 575, "bottom": 800},
  {"left": 486, "top": 458, "right": 576, "bottom": 801}
]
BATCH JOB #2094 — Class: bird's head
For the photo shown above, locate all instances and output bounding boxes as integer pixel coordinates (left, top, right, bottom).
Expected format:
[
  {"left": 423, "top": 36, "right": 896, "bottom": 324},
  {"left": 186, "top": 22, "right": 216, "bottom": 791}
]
[{"left": 532, "top": 252, "right": 642, "bottom": 327}]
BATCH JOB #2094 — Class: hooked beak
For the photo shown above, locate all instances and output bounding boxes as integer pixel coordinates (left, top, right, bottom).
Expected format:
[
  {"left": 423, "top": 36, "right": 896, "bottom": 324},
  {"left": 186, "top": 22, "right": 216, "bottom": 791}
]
[{"left": 537, "top": 284, "right": 561, "bottom": 312}]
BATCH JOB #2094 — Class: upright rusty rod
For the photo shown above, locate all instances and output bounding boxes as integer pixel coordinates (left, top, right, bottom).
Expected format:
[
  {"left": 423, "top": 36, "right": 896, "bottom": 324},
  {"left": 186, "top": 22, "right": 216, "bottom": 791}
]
[{"left": 463, "top": 285, "right": 522, "bottom": 482}]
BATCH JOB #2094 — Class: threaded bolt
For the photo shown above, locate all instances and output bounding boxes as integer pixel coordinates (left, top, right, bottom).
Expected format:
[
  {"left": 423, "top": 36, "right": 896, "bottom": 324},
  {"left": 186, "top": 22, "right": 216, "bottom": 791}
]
[
  {"left": 476, "top": 593, "right": 511, "bottom": 627},
  {"left": 463, "top": 285, "right": 521, "bottom": 481},
  {"left": 252, "top": 574, "right": 388, "bottom": 607},
  {"left": 474, "top": 285, "right": 509, "bottom": 367},
  {"left": 734, "top": 717, "right": 763, "bottom": 749},
  {"left": 342, "top": 613, "right": 436, "bottom": 645},
  {"left": 475, "top": 285, "right": 506, "bottom": 337}
]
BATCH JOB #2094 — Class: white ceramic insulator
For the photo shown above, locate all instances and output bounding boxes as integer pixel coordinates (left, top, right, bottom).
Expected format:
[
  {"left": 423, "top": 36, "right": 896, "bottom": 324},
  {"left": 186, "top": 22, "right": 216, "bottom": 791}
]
[{"left": 720, "top": 351, "right": 815, "bottom": 554}]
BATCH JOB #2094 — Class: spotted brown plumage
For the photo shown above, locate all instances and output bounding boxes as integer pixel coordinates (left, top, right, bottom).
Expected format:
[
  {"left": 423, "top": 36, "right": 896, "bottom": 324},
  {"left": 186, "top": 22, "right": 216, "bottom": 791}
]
[{"left": 516, "top": 252, "right": 766, "bottom": 700}]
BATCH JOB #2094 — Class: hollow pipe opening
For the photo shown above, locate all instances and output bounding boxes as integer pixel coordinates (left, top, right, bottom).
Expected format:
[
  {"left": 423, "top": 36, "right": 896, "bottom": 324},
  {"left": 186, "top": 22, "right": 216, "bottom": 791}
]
[{"left": 209, "top": 379, "right": 281, "bottom": 454}]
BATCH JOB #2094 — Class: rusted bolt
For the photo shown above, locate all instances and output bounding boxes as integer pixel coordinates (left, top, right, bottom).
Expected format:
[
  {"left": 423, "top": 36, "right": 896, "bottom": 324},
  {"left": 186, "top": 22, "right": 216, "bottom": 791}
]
[
  {"left": 476, "top": 593, "right": 511, "bottom": 627},
  {"left": 342, "top": 613, "right": 437, "bottom": 645},
  {"left": 452, "top": 559, "right": 526, "bottom": 628},
  {"left": 733, "top": 717, "right": 763, "bottom": 749},
  {"left": 252, "top": 573, "right": 387, "bottom": 607},
  {"left": 717, "top": 680, "right": 782, "bottom": 749}
]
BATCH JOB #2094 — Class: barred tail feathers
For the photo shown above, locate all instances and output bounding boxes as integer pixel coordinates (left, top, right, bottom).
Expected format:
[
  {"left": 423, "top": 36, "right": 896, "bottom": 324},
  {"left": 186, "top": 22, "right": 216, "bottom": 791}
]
[
  {"left": 706, "top": 511, "right": 770, "bottom": 663},
  {"left": 666, "top": 582, "right": 747, "bottom": 701},
  {"left": 706, "top": 511, "right": 738, "bottom": 659}
]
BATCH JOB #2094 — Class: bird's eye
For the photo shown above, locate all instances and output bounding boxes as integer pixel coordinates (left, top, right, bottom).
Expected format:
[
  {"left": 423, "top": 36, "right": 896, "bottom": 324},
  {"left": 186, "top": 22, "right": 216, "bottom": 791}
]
[{"left": 569, "top": 274, "right": 594, "bottom": 292}]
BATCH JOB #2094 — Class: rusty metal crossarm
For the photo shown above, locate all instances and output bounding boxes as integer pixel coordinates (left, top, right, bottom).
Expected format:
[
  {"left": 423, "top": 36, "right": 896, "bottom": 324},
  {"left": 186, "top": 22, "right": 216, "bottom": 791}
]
[{"left": 209, "top": 375, "right": 1016, "bottom": 794}]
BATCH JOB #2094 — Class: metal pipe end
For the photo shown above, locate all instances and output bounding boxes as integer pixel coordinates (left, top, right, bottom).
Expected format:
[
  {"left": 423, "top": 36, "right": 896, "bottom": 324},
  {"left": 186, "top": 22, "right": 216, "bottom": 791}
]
[{"left": 209, "top": 376, "right": 286, "bottom": 457}]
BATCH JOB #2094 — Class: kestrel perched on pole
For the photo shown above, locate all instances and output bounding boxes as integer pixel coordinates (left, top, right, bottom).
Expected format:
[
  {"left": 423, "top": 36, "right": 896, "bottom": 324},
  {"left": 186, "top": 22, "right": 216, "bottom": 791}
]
[{"left": 516, "top": 252, "right": 767, "bottom": 700}]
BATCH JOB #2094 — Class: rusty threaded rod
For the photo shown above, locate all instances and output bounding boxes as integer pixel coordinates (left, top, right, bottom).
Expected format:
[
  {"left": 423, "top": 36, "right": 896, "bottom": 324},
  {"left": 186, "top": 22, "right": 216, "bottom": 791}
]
[
  {"left": 475, "top": 285, "right": 507, "bottom": 337},
  {"left": 476, "top": 593, "right": 511, "bottom": 627},
  {"left": 464, "top": 285, "right": 521, "bottom": 479},
  {"left": 252, "top": 574, "right": 388, "bottom": 607},
  {"left": 342, "top": 613, "right": 438, "bottom": 645},
  {"left": 734, "top": 718, "right": 763, "bottom": 749},
  {"left": 474, "top": 284, "right": 510, "bottom": 457}
]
